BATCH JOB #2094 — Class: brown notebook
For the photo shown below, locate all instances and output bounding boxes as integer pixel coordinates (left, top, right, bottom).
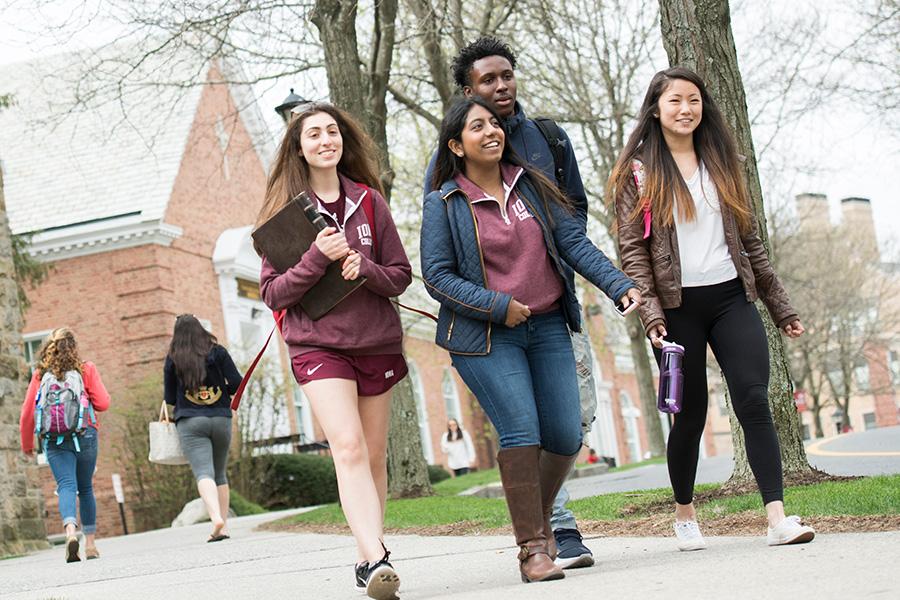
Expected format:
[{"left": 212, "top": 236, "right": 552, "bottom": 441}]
[{"left": 252, "top": 196, "right": 366, "bottom": 320}]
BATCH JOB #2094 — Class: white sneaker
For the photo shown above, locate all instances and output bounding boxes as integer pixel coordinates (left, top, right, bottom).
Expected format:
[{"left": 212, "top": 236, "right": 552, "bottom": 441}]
[
  {"left": 767, "top": 515, "right": 815, "bottom": 546},
  {"left": 673, "top": 520, "right": 707, "bottom": 551}
]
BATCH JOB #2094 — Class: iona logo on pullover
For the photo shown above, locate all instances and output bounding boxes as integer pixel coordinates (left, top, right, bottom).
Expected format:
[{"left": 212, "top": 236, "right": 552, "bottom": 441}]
[{"left": 357, "top": 223, "right": 373, "bottom": 246}]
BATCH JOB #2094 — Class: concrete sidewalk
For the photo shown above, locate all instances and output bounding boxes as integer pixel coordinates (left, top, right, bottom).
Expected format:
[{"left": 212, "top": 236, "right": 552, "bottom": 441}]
[{"left": 2, "top": 510, "right": 896, "bottom": 600}]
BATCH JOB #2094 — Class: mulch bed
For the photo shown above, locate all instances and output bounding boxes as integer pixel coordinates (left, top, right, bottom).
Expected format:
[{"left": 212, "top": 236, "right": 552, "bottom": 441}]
[
  {"left": 578, "top": 513, "right": 900, "bottom": 537},
  {"left": 265, "top": 513, "right": 900, "bottom": 538}
]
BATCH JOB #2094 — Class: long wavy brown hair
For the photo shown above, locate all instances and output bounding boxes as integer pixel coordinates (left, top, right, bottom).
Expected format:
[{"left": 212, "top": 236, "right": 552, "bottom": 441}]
[
  {"left": 606, "top": 67, "right": 751, "bottom": 234},
  {"left": 254, "top": 103, "right": 383, "bottom": 253},
  {"left": 37, "top": 328, "right": 83, "bottom": 379}
]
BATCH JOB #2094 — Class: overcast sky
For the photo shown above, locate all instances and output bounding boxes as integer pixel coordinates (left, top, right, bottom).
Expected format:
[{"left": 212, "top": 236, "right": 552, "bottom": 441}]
[{"left": 1, "top": 1, "right": 897, "bottom": 251}]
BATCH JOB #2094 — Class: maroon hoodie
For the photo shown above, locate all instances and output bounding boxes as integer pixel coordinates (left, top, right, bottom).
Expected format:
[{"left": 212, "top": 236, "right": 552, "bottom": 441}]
[
  {"left": 455, "top": 164, "right": 564, "bottom": 314},
  {"left": 259, "top": 175, "right": 412, "bottom": 358}
]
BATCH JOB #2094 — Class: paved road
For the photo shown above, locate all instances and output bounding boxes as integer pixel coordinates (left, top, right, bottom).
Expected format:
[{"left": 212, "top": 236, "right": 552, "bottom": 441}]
[
  {"left": 2, "top": 509, "right": 897, "bottom": 600},
  {"left": 567, "top": 425, "right": 900, "bottom": 500}
]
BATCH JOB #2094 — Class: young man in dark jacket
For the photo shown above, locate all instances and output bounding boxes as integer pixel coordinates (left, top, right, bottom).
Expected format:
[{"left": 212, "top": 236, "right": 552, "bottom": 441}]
[{"left": 423, "top": 36, "right": 596, "bottom": 569}]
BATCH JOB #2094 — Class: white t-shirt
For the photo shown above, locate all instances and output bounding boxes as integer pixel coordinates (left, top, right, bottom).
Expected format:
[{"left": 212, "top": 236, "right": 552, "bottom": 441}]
[{"left": 674, "top": 163, "right": 738, "bottom": 287}]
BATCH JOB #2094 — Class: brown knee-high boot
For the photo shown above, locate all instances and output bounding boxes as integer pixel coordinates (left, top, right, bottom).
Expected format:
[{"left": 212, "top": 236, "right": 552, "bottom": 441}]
[
  {"left": 497, "top": 446, "right": 565, "bottom": 583},
  {"left": 539, "top": 450, "right": 579, "bottom": 560}
]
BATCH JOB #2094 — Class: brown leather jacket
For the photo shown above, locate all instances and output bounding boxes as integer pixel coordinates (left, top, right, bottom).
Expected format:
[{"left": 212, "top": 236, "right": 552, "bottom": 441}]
[{"left": 615, "top": 161, "right": 798, "bottom": 335}]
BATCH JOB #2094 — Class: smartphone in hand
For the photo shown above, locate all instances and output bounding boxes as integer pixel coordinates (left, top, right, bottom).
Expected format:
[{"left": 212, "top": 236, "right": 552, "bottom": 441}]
[{"left": 614, "top": 298, "right": 638, "bottom": 317}]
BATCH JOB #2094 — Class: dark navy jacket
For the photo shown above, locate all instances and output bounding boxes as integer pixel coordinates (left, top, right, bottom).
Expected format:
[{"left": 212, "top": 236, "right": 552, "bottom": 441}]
[
  {"left": 423, "top": 102, "right": 589, "bottom": 229},
  {"left": 421, "top": 172, "right": 634, "bottom": 355},
  {"left": 164, "top": 345, "right": 242, "bottom": 421}
]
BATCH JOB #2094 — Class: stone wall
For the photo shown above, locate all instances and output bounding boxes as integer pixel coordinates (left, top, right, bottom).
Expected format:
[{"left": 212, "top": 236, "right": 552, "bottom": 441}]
[{"left": 0, "top": 167, "right": 48, "bottom": 557}]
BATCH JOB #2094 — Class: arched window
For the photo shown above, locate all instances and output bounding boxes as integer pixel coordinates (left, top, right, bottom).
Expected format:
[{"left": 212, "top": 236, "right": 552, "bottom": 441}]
[
  {"left": 442, "top": 368, "right": 462, "bottom": 421},
  {"left": 407, "top": 361, "right": 434, "bottom": 464},
  {"left": 619, "top": 391, "right": 642, "bottom": 463},
  {"left": 586, "top": 355, "right": 620, "bottom": 465}
]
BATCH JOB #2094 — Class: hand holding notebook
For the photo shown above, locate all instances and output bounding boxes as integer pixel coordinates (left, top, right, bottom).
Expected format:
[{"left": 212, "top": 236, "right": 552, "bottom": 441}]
[{"left": 252, "top": 192, "right": 367, "bottom": 320}]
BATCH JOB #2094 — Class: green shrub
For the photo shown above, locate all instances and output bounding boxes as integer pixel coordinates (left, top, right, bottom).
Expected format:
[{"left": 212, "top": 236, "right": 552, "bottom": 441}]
[
  {"left": 427, "top": 464, "right": 451, "bottom": 484},
  {"left": 231, "top": 453, "right": 338, "bottom": 509},
  {"left": 230, "top": 489, "right": 266, "bottom": 516}
]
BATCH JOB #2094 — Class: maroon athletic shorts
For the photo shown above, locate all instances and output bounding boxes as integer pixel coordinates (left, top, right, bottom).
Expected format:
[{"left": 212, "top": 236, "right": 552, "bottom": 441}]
[{"left": 292, "top": 351, "right": 408, "bottom": 396}]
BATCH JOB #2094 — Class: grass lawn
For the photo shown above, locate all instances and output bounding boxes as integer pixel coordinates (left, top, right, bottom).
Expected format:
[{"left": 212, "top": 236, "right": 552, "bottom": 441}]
[
  {"left": 432, "top": 468, "right": 499, "bottom": 496},
  {"left": 698, "top": 475, "right": 900, "bottom": 519},
  {"left": 431, "top": 456, "right": 669, "bottom": 498},
  {"left": 289, "top": 495, "right": 510, "bottom": 530},
  {"left": 266, "top": 474, "right": 900, "bottom": 535}
]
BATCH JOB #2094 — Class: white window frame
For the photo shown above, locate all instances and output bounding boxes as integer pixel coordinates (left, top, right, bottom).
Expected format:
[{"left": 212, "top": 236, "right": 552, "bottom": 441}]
[
  {"left": 619, "top": 391, "right": 643, "bottom": 463},
  {"left": 407, "top": 360, "right": 434, "bottom": 464},
  {"left": 442, "top": 368, "right": 462, "bottom": 422},
  {"left": 22, "top": 329, "right": 51, "bottom": 373}
]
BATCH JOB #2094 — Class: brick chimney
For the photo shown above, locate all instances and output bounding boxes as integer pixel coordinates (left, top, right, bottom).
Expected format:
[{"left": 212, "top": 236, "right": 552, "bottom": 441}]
[
  {"left": 794, "top": 193, "right": 830, "bottom": 232},
  {"left": 840, "top": 197, "right": 878, "bottom": 257}
]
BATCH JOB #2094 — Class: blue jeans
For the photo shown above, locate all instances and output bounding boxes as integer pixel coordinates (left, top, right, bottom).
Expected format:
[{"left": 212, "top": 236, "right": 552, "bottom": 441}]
[
  {"left": 451, "top": 310, "right": 582, "bottom": 456},
  {"left": 44, "top": 427, "right": 99, "bottom": 534}
]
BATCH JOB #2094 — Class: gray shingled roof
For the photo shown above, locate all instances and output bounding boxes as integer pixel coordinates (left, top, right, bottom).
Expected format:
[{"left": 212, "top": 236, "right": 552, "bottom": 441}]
[{"left": 0, "top": 46, "right": 273, "bottom": 236}]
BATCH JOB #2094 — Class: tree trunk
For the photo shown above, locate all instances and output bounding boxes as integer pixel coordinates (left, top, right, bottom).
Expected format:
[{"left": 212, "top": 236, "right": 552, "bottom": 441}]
[
  {"left": 0, "top": 165, "right": 49, "bottom": 557},
  {"left": 659, "top": 0, "right": 812, "bottom": 480},
  {"left": 312, "top": 0, "right": 432, "bottom": 497},
  {"left": 386, "top": 376, "right": 433, "bottom": 498},
  {"left": 812, "top": 405, "right": 823, "bottom": 439},
  {"left": 625, "top": 315, "right": 666, "bottom": 457}
]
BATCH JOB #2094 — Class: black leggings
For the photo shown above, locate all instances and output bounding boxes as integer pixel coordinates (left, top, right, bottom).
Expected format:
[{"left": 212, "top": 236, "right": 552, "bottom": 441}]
[{"left": 656, "top": 278, "right": 783, "bottom": 505}]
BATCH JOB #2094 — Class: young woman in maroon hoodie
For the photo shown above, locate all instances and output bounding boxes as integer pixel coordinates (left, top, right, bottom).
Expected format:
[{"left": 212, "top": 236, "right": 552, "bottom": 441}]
[{"left": 256, "top": 103, "right": 411, "bottom": 600}]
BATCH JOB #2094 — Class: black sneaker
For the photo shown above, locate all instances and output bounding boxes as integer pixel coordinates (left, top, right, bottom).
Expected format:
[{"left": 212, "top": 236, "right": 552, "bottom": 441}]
[
  {"left": 554, "top": 528, "right": 595, "bottom": 569},
  {"left": 355, "top": 561, "right": 369, "bottom": 594},
  {"left": 363, "top": 550, "right": 400, "bottom": 600}
]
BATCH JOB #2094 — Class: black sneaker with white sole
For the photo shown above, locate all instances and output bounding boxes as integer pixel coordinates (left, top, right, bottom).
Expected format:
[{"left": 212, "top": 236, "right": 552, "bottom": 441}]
[
  {"left": 553, "top": 528, "right": 595, "bottom": 569},
  {"left": 355, "top": 561, "right": 369, "bottom": 594},
  {"left": 363, "top": 551, "right": 400, "bottom": 600}
]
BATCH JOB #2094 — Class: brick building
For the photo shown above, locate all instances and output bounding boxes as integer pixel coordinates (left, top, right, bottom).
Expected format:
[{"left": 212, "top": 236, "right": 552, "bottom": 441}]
[
  {"left": 2, "top": 50, "right": 660, "bottom": 538},
  {"left": 1, "top": 51, "right": 274, "bottom": 536}
]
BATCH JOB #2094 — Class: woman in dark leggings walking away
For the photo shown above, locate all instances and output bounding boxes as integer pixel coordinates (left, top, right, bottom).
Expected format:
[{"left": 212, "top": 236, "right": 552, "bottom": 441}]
[
  {"left": 164, "top": 314, "right": 242, "bottom": 542},
  {"left": 611, "top": 67, "right": 815, "bottom": 551}
]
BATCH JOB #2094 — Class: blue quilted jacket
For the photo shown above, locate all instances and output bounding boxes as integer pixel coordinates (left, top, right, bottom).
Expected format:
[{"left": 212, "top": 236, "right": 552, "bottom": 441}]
[{"left": 421, "top": 172, "right": 635, "bottom": 355}]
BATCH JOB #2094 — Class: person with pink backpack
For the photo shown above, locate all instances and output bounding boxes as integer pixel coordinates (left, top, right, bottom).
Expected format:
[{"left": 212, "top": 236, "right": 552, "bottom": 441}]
[{"left": 19, "top": 327, "right": 110, "bottom": 562}]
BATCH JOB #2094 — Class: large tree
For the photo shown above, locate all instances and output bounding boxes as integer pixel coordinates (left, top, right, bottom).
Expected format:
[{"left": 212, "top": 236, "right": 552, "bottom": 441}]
[
  {"left": 658, "top": 0, "right": 813, "bottom": 480},
  {"left": 308, "top": 0, "right": 431, "bottom": 497}
]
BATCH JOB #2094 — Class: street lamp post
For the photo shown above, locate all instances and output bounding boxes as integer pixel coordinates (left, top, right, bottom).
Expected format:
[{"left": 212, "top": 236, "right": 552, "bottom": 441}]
[{"left": 274, "top": 88, "right": 309, "bottom": 124}]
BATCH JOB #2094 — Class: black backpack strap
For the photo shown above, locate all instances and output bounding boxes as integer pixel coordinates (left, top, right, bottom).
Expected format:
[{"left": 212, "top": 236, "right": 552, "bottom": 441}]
[{"left": 533, "top": 117, "right": 567, "bottom": 191}]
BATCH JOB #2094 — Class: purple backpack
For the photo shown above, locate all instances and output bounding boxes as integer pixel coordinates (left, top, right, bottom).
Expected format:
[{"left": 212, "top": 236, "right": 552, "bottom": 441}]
[{"left": 35, "top": 370, "right": 92, "bottom": 450}]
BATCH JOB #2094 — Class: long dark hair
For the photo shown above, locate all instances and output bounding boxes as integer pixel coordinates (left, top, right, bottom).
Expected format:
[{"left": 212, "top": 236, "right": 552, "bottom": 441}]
[
  {"left": 431, "top": 96, "right": 572, "bottom": 216},
  {"left": 167, "top": 314, "right": 217, "bottom": 392},
  {"left": 446, "top": 419, "right": 463, "bottom": 441},
  {"left": 255, "top": 102, "right": 383, "bottom": 249},
  {"left": 37, "top": 327, "right": 82, "bottom": 379},
  {"left": 606, "top": 67, "right": 751, "bottom": 234}
]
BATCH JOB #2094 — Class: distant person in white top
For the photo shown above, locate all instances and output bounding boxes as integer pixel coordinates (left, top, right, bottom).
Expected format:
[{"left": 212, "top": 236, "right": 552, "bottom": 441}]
[
  {"left": 440, "top": 419, "right": 476, "bottom": 476},
  {"left": 611, "top": 67, "right": 815, "bottom": 552}
]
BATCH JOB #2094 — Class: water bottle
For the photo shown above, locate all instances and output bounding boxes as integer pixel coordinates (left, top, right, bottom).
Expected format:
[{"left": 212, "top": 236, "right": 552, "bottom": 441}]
[{"left": 657, "top": 341, "right": 685, "bottom": 414}]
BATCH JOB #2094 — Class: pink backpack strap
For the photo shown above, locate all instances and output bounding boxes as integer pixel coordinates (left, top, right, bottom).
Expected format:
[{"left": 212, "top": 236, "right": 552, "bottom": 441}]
[{"left": 630, "top": 159, "right": 651, "bottom": 240}]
